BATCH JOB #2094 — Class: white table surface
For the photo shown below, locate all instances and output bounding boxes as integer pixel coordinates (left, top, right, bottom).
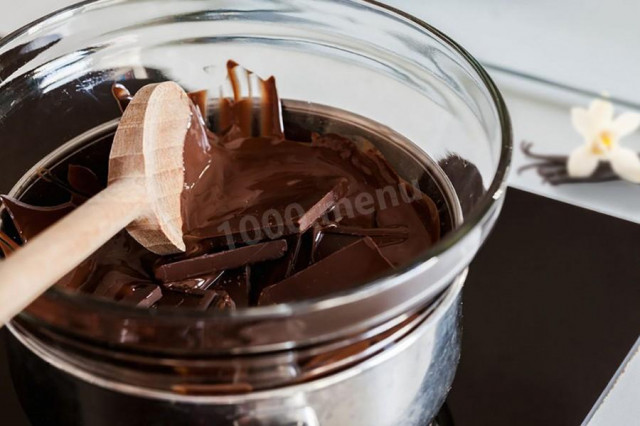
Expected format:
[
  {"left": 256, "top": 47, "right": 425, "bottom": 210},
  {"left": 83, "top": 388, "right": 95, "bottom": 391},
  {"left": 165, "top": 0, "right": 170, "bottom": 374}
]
[{"left": 1, "top": 1, "right": 639, "bottom": 424}]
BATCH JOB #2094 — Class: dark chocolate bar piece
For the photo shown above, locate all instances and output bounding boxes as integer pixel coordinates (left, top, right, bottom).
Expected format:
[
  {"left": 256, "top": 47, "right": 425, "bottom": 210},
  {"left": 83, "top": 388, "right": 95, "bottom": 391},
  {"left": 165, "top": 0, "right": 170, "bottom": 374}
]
[
  {"left": 117, "top": 283, "right": 163, "bottom": 308},
  {"left": 157, "top": 286, "right": 229, "bottom": 311},
  {"left": 249, "top": 228, "right": 318, "bottom": 302},
  {"left": 296, "top": 179, "right": 349, "bottom": 232},
  {"left": 312, "top": 232, "right": 361, "bottom": 262},
  {"left": 312, "top": 225, "right": 409, "bottom": 262},
  {"left": 162, "top": 273, "right": 224, "bottom": 291},
  {"left": 258, "top": 237, "right": 393, "bottom": 305},
  {"left": 155, "top": 239, "right": 288, "bottom": 282}
]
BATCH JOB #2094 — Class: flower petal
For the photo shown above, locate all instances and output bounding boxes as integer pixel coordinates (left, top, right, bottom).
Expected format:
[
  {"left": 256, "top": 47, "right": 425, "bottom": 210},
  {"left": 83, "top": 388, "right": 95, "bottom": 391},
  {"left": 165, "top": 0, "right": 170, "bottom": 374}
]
[
  {"left": 611, "top": 112, "right": 640, "bottom": 138},
  {"left": 609, "top": 147, "right": 640, "bottom": 183},
  {"left": 567, "top": 145, "right": 600, "bottom": 177},
  {"left": 571, "top": 107, "right": 593, "bottom": 139},
  {"left": 588, "top": 99, "right": 614, "bottom": 129}
]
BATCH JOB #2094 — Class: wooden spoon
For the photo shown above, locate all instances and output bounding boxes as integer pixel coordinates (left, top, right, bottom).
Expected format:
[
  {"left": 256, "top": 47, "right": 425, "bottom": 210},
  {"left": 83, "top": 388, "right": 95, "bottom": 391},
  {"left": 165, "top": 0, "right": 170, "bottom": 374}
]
[{"left": 0, "top": 81, "right": 193, "bottom": 325}]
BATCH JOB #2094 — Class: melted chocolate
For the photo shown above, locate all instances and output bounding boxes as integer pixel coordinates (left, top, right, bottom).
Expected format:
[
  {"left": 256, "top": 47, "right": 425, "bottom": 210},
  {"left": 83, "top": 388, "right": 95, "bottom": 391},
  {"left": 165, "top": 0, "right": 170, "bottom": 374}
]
[{"left": 0, "top": 61, "right": 442, "bottom": 310}]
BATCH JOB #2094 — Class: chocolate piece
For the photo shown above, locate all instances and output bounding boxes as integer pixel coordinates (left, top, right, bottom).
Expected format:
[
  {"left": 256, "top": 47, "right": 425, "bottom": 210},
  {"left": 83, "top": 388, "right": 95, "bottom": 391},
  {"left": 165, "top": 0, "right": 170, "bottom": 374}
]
[
  {"left": 258, "top": 237, "right": 394, "bottom": 305},
  {"left": 156, "top": 287, "right": 223, "bottom": 311},
  {"left": 155, "top": 240, "right": 288, "bottom": 282},
  {"left": 163, "top": 273, "right": 223, "bottom": 291},
  {"left": 248, "top": 234, "right": 306, "bottom": 301},
  {"left": 312, "top": 232, "right": 360, "bottom": 262},
  {"left": 117, "top": 283, "right": 162, "bottom": 308},
  {"left": 291, "top": 228, "right": 315, "bottom": 273},
  {"left": 248, "top": 228, "right": 319, "bottom": 302},
  {"left": 297, "top": 179, "right": 349, "bottom": 232}
]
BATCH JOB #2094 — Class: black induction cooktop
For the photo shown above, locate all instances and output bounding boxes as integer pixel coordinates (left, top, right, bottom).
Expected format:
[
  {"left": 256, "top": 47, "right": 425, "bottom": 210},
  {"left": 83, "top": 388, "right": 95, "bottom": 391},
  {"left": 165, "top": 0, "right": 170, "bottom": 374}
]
[{"left": 1, "top": 187, "right": 639, "bottom": 426}]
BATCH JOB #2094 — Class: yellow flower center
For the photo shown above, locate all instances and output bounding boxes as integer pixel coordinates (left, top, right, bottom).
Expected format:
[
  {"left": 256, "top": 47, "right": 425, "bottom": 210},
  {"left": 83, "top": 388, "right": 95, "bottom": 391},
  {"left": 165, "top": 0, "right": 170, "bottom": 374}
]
[
  {"left": 591, "top": 131, "right": 614, "bottom": 154},
  {"left": 600, "top": 131, "right": 614, "bottom": 147}
]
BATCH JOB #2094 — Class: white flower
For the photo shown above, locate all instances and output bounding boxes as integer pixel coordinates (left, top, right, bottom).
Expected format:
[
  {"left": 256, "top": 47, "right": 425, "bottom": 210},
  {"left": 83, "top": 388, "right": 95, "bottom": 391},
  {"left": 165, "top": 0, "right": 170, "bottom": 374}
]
[{"left": 567, "top": 99, "right": 640, "bottom": 183}]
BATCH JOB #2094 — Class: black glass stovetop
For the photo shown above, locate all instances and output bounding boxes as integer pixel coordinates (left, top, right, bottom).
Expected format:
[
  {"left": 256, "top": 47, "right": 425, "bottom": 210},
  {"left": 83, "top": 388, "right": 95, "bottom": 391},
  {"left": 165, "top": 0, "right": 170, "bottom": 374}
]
[{"left": 1, "top": 187, "right": 639, "bottom": 426}]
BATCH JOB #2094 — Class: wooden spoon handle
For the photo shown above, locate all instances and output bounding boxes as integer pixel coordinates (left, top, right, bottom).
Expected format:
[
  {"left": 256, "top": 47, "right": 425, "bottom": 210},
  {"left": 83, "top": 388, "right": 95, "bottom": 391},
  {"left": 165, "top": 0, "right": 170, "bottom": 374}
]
[{"left": 0, "top": 179, "right": 146, "bottom": 326}]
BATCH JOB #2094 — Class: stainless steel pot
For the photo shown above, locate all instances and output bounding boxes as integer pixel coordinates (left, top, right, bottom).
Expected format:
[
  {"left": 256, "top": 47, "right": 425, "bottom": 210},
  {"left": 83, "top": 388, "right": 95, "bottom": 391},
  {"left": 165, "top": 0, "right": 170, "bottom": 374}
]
[
  {"left": 0, "top": 1, "right": 511, "bottom": 425},
  {"left": 7, "top": 274, "right": 464, "bottom": 426}
]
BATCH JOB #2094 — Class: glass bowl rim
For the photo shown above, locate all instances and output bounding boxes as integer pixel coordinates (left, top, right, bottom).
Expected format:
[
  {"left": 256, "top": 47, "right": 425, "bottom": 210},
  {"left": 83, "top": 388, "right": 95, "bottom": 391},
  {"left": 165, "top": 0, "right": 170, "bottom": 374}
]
[{"left": 0, "top": 0, "right": 512, "bottom": 322}]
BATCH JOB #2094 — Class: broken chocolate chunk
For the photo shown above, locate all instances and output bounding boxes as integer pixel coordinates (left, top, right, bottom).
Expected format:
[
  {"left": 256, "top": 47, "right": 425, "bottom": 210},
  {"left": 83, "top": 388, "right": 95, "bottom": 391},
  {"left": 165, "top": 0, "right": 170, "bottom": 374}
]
[
  {"left": 296, "top": 179, "right": 349, "bottom": 232},
  {"left": 162, "top": 273, "right": 224, "bottom": 291},
  {"left": 155, "top": 240, "right": 288, "bottom": 282},
  {"left": 258, "top": 237, "right": 394, "bottom": 305},
  {"left": 117, "top": 283, "right": 162, "bottom": 308},
  {"left": 312, "top": 232, "right": 361, "bottom": 262},
  {"left": 156, "top": 287, "right": 226, "bottom": 311}
]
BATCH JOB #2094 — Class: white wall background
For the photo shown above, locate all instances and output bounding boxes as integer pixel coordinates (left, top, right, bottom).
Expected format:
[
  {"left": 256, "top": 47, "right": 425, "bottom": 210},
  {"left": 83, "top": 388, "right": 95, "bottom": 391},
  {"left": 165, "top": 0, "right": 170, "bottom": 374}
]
[{"left": 385, "top": 0, "right": 640, "bottom": 104}]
